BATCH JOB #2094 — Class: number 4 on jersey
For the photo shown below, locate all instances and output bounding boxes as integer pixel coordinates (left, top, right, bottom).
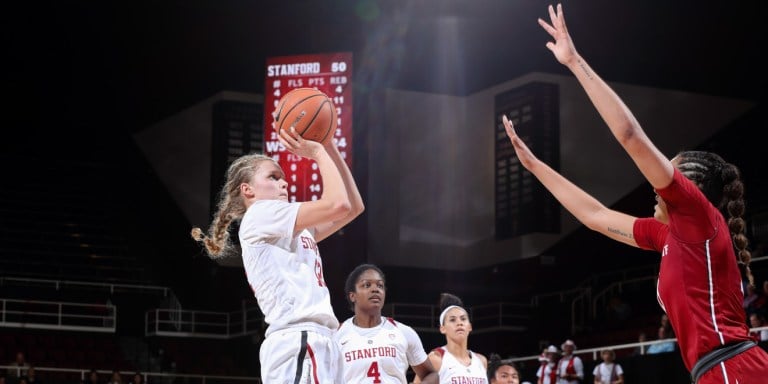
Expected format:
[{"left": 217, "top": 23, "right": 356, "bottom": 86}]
[{"left": 367, "top": 361, "right": 381, "bottom": 383}]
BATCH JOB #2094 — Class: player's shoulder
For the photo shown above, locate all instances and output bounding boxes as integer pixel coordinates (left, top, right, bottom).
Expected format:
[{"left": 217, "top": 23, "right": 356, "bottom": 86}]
[
  {"left": 337, "top": 317, "right": 353, "bottom": 328},
  {"left": 383, "top": 317, "right": 399, "bottom": 327},
  {"left": 385, "top": 317, "right": 421, "bottom": 335},
  {"left": 243, "top": 199, "right": 290, "bottom": 220},
  {"left": 472, "top": 351, "right": 488, "bottom": 366},
  {"left": 384, "top": 317, "right": 409, "bottom": 329},
  {"left": 334, "top": 317, "right": 355, "bottom": 334},
  {"left": 429, "top": 346, "right": 446, "bottom": 358},
  {"left": 250, "top": 199, "right": 293, "bottom": 211}
]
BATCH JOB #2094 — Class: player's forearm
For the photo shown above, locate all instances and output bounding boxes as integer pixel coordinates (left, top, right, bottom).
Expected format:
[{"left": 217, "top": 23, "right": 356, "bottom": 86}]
[
  {"left": 315, "top": 149, "right": 351, "bottom": 214},
  {"left": 566, "top": 54, "right": 643, "bottom": 150},
  {"left": 417, "top": 372, "right": 439, "bottom": 384},
  {"left": 324, "top": 143, "right": 364, "bottom": 216},
  {"left": 528, "top": 158, "right": 606, "bottom": 229}
]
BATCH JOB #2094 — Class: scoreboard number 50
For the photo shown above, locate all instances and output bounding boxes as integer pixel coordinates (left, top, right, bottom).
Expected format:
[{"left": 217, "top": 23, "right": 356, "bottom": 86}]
[{"left": 331, "top": 61, "right": 347, "bottom": 72}]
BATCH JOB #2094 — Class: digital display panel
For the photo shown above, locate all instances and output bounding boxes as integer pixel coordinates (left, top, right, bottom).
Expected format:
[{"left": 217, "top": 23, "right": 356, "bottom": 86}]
[{"left": 263, "top": 52, "right": 353, "bottom": 202}]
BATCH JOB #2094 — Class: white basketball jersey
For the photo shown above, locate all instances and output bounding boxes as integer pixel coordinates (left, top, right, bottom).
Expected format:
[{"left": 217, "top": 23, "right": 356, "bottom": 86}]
[
  {"left": 239, "top": 200, "right": 338, "bottom": 336},
  {"left": 434, "top": 346, "right": 488, "bottom": 384},
  {"left": 334, "top": 317, "right": 428, "bottom": 384}
]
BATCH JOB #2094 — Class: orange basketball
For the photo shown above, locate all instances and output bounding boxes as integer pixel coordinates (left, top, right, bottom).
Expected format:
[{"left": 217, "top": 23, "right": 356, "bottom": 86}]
[{"left": 274, "top": 88, "right": 336, "bottom": 144}]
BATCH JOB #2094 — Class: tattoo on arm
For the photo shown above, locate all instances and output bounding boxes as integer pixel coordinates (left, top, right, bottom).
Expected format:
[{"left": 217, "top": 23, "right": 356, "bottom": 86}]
[
  {"left": 608, "top": 226, "right": 633, "bottom": 239},
  {"left": 577, "top": 59, "right": 593, "bottom": 80}
]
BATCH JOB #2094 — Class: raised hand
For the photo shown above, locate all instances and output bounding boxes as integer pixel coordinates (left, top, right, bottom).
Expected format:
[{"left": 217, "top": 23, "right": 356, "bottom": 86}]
[
  {"left": 502, "top": 115, "right": 538, "bottom": 170},
  {"left": 537, "top": 3, "right": 578, "bottom": 66}
]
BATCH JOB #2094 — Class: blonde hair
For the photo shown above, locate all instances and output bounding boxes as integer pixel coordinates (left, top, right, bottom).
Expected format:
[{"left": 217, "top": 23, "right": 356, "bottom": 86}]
[{"left": 190, "top": 154, "right": 276, "bottom": 259}]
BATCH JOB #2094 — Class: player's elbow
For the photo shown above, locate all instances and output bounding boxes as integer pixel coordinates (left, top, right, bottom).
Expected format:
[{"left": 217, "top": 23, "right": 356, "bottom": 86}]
[
  {"left": 351, "top": 201, "right": 365, "bottom": 217},
  {"left": 581, "top": 207, "right": 608, "bottom": 232},
  {"left": 615, "top": 120, "right": 645, "bottom": 149},
  {"left": 328, "top": 200, "right": 353, "bottom": 220},
  {"left": 583, "top": 218, "right": 602, "bottom": 232}
]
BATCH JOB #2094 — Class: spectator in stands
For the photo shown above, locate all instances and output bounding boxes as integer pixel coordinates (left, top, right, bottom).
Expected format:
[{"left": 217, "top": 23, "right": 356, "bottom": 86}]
[
  {"left": 536, "top": 345, "right": 559, "bottom": 384},
  {"left": 152, "top": 348, "right": 172, "bottom": 373},
  {"left": 556, "top": 340, "right": 583, "bottom": 384},
  {"left": 107, "top": 371, "right": 122, "bottom": 384},
  {"left": 487, "top": 353, "right": 520, "bottom": 384},
  {"left": 632, "top": 332, "right": 648, "bottom": 356},
  {"left": 748, "top": 313, "right": 768, "bottom": 342},
  {"left": 130, "top": 372, "right": 143, "bottom": 384},
  {"left": 659, "top": 313, "right": 675, "bottom": 338},
  {"left": 83, "top": 369, "right": 101, "bottom": 384},
  {"left": 592, "top": 349, "right": 623, "bottom": 384},
  {"left": 6, "top": 352, "right": 29, "bottom": 383},
  {"left": 536, "top": 347, "right": 548, "bottom": 380},
  {"left": 743, "top": 283, "right": 767, "bottom": 317},
  {"left": 20, "top": 365, "right": 40, "bottom": 384},
  {"left": 646, "top": 326, "right": 676, "bottom": 354},
  {"left": 659, "top": 313, "right": 670, "bottom": 331},
  {"left": 605, "top": 295, "right": 632, "bottom": 325}
]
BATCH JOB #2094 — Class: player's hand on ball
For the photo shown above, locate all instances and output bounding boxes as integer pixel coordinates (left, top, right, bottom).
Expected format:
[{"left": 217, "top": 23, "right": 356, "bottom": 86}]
[{"left": 278, "top": 126, "right": 323, "bottom": 159}]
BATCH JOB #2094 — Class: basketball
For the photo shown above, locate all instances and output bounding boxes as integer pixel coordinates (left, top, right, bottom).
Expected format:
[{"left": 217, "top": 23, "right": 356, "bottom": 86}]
[{"left": 274, "top": 87, "right": 336, "bottom": 144}]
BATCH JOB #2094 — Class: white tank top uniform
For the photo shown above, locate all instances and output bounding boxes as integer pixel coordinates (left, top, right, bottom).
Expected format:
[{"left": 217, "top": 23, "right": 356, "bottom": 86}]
[
  {"left": 433, "top": 346, "right": 488, "bottom": 384},
  {"left": 334, "top": 317, "right": 429, "bottom": 384},
  {"left": 239, "top": 200, "right": 338, "bottom": 335},
  {"left": 239, "top": 200, "right": 341, "bottom": 383}
]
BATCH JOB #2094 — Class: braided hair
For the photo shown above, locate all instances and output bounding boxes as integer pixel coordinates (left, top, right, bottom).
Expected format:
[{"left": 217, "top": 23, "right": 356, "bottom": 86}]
[
  {"left": 190, "top": 154, "right": 276, "bottom": 259},
  {"left": 675, "top": 150, "right": 753, "bottom": 287}
]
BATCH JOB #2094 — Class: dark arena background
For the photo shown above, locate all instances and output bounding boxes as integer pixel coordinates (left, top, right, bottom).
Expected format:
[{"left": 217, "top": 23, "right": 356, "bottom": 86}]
[{"left": 2, "top": 1, "right": 767, "bottom": 383}]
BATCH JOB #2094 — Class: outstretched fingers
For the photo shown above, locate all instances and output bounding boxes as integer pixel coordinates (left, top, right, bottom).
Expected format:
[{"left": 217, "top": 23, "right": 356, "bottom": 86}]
[
  {"left": 539, "top": 3, "right": 566, "bottom": 47},
  {"left": 503, "top": 115, "right": 537, "bottom": 169},
  {"left": 538, "top": 17, "right": 557, "bottom": 38},
  {"left": 502, "top": 115, "right": 517, "bottom": 141},
  {"left": 555, "top": 3, "right": 568, "bottom": 34},
  {"left": 548, "top": 4, "right": 558, "bottom": 26}
]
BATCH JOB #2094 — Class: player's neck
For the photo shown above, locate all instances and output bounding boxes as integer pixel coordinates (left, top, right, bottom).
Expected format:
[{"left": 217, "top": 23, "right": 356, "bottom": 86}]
[
  {"left": 446, "top": 341, "right": 469, "bottom": 359},
  {"left": 352, "top": 314, "right": 382, "bottom": 328}
]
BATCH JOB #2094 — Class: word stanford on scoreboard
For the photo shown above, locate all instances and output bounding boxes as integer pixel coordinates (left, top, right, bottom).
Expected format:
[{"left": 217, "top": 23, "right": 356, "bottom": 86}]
[{"left": 263, "top": 52, "right": 353, "bottom": 202}]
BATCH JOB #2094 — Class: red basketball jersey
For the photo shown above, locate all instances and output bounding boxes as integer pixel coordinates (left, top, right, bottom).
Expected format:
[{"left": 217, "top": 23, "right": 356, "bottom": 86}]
[{"left": 634, "top": 169, "right": 751, "bottom": 371}]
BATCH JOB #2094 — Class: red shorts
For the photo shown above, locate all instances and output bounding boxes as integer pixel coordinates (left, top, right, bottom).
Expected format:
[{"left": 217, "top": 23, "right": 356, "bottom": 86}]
[{"left": 697, "top": 345, "right": 768, "bottom": 384}]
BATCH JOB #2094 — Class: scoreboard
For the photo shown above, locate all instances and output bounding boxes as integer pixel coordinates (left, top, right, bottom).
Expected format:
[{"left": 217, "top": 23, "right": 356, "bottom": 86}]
[
  {"left": 263, "top": 52, "right": 353, "bottom": 202},
  {"left": 494, "top": 82, "right": 560, "bottom": 239}
]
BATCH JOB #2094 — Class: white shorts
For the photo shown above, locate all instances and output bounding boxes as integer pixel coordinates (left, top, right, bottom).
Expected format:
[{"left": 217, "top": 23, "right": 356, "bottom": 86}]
[{"left": 259, "top": 327, "right": 342, "bottom": 384}]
